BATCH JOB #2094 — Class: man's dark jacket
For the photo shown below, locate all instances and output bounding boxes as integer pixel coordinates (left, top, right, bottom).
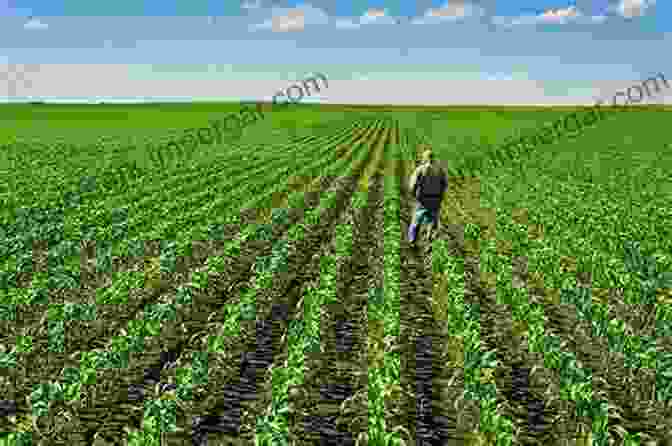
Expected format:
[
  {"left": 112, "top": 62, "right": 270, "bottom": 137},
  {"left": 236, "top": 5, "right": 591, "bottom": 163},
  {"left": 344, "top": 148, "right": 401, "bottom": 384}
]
[{"left": 409, "top": 161, "right": 448, "bottom": 212}]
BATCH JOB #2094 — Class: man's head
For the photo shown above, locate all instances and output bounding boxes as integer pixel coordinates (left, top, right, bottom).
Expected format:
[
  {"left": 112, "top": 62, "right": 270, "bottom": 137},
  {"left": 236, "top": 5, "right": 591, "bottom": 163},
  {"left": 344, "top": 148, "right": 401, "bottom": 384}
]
[{"left": 421, "top": 148, "right": 434, "bottom": 163}]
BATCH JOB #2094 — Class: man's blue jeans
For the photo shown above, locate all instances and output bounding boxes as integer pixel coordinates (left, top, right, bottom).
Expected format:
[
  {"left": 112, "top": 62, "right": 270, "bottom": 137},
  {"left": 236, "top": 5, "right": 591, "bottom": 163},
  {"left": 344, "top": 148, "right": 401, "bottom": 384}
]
[{"left": 408, "top": 204, "right": 439, "bottom": 243}]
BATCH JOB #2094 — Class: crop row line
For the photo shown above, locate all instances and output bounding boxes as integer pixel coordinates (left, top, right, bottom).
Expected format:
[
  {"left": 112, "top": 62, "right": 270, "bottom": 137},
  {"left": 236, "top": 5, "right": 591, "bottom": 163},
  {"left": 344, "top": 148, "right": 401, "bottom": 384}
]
[
  {"left": 195, "top": 122, "right": 386, "bottom": 445},
  {"left": 368, "top": 124, "right": 406, "bottom": 445},
  {"left": 91, "top": 121, "right": 386, "bottom": 444},
  {"left": 0, "top": 120, "right": 380, "bottom": 443}
]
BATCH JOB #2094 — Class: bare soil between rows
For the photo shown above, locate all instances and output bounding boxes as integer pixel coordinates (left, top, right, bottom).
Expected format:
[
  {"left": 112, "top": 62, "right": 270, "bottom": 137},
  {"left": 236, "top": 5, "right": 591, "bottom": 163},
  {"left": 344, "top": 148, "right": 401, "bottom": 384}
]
[
  {"left": 4, "top": 120, "right": 671, "bottom": 445},
  {"left": 1, "top": 122, "right": 381, "bottom": 444}
]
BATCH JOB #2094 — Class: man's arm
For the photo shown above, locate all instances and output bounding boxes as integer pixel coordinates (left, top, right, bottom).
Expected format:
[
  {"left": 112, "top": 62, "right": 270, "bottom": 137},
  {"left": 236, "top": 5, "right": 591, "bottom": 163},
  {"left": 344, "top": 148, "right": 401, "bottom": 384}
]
[
  {"left": 409, "top": 165, "right": 422, "bottom": 194},
  {"left": 441, "top": 168, "right": 448, "bottom": 194}
]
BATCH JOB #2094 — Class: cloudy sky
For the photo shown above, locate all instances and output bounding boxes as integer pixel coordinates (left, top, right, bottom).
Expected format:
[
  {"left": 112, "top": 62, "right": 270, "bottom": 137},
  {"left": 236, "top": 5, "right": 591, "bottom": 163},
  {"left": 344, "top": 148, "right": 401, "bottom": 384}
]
[{"left": 0, "top": 0, "right": 670, "bottom": 105}]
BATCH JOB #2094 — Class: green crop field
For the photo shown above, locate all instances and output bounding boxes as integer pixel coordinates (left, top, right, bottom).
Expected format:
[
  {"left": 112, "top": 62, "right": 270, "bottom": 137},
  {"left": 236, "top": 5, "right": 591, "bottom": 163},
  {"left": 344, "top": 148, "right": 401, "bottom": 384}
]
[{"left": 0, "top": 103, "right": 671, "bottom": 446}]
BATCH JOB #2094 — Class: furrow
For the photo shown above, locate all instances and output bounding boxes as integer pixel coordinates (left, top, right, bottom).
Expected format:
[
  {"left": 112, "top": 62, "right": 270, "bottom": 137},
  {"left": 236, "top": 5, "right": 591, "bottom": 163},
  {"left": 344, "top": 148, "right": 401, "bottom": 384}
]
[
  {"left": 533, "top": 281, "right": 672, "bottom": 443},
  {"left": 396, "top": 143, "right": 451, "bottom": 445},
  {"left": 7, "top": 122, "right": 378, "bottom": 444},
  {"left": 165, "top": 122, "right": 388, "bottom": 445},
  {"left": 291, "top": 126, "right": 389, "bottom": 446},
  {"left": 392, "top": 132, "right": 468, "bottom": 446},
  {"left": 6, "top": 123, "right": 374, "bottom": 417}
]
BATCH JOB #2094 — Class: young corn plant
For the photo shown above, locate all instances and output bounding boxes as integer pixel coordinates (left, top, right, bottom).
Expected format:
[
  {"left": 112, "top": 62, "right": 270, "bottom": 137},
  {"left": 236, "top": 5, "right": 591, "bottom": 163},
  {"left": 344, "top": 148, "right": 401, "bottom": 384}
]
[
  {"left": 256, "top": 195, "right": 357, "bottom": 445},
  {"left": 165, "top": 132, "right": 351, "bottom": 239},
  {"left": 366, "top": 155, "right": 407, "bottom": 446},
  {"left": 215, "top": 145, "right": 367, "bottom": 443},
  {"left": 432, "top": 234, "right": 513, "bottom": 445},
  {"left": 210, "top": 139, "right": 366, "bottom": 347}
]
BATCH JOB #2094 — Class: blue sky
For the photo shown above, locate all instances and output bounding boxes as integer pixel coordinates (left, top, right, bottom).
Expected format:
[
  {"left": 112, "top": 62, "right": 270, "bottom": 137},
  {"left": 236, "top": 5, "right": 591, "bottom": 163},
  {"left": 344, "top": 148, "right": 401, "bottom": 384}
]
[{"left": 1, "top": 0, "right": 670, "bottom": 104}]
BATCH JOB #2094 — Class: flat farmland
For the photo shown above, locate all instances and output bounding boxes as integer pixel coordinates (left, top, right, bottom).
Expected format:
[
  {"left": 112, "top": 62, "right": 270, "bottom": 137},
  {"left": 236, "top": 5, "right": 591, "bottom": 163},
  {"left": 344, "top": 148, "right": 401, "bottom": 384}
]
[{"left": 1, "top": 105, "right": 671, "bottom": 446}]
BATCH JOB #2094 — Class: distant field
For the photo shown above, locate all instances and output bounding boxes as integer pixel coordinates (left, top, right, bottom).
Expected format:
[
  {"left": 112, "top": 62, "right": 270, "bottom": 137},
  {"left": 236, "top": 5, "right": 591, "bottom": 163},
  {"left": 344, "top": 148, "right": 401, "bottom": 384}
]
[{"left": 0, "top": 104, "right": 671, "bottom": 446}]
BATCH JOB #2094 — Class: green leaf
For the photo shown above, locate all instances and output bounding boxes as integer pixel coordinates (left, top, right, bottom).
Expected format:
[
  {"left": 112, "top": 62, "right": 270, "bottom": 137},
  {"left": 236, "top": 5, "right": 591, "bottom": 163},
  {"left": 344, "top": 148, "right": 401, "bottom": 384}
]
[
  {"left": 623, "top": 241, "right": 644, "bottom": 275},
  {"left": 16, "top": 335, "right": 33, "bottom": 353},
  {"left": 657, "top": 272, "right": 672, "bottom": 289},
  {"left": 0, "top": 304, "right": 16, "bottom": 321}
]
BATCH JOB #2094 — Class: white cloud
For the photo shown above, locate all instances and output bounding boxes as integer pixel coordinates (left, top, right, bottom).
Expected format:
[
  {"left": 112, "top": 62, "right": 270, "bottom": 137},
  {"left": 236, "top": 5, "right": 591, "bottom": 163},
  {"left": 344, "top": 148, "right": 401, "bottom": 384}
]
[
  {"left": 539, "top": 5, "right": 579, "bottom": 22},
  {"left": 360, "top": 8, "right": 397, "bottom": 25},
  {"left": 23, "top": 17, "right": 48, "bottom": 30},
  {"left": 249, "top": 4, "right": 329, "bottom": 32},
  {"left": 613, "top": 0, "right": 656, "bottom": 18},
  {"left": 491, "top": 4, "right": 606, "bottom": 26},
  {"left": 272, "top": 9, "right": 305, "bottom": 31},
  {"left": 412, "top": 1, "right": 484, "bottom": 24},
  {"left": 332, "top": 8, "right": 397, "bottom": 29}
]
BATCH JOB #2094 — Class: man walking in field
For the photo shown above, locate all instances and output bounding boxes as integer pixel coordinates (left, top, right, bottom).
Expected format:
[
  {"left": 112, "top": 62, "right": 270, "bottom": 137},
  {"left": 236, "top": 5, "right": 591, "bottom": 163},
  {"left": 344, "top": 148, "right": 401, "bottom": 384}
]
[{"left": 408, "top": 147, "right": 448, "bottom": 249}]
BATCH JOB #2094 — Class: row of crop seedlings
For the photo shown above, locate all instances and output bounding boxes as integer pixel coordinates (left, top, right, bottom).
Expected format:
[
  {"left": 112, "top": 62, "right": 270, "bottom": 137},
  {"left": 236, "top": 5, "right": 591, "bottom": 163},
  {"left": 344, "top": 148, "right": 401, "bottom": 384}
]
[
  {"left": 365, "top": 139, "right": 404, "bottom": 446},
  {"left": 5, "top": 136, "right": 294, "bottom": 266},
  {"left": 125, "top": 120, "right": 369, "bottom": 261},
  {"left": 538, "top": 240, "right": 670, "bottom": 445},
  {"left": 398, "top": 122, "right": 517, "bottom": 445},
  {"left": 167, "top": 120, "right": 375, "bottom": 252},
  {"left": 0, "top": 205, "right": 80, "bottom": 304},
  {"left": 396, "top": 132, "right": 667, "bottom": 444},
  {"left": 90, "top": 122, "right": 363, "bottom": 252},
  {"left": 117, "top": 131, "right": 376, "bottom": 444},
  {"left": 430, "top": 237, "right": 515, "bottom": 445},
  {"left": 526, "top": 240, "right": 670, "bottom": 443},
  {"left": 149, "top": 120, "right": 368, "bottom": 238},
  {"left": 205, "top": 124, "right": 374, "bottom": 345},
  {"left": 0, "top": 209, "right": 88, "bottom": 444},
  {"left": 209, "top": 134, "right": 373, "bottom": 444},
  {"left": 5, "top": 126, "right": 264, "bottom": 215},
  {"left": 0, "top": 126, "right": 368, "bottom": 442},
  {"left": 2, "top": 123, "right": 362, "bottom": 438},
  {"left": 255, "top": 192, "right": 362, "bottom": 445},
  {"left": 99, "top": 122, "right": 364, "bottom": 269},
  {"left": 146, "top": 125, "right": 373, "bottom": 443},
  {"left": 399, "top": 127, "right": 514, "bottom": 445},
  {"left": 178, "top": 121, "right": 378, "bottom": 276},
  {"left": 13, "top": 242, "right": 191, "bottom": 445},
  {"left": 461, "top": 230, "right": 669, "bottom": 444},
  {"left": 104, "top": 122, "right": 362, "bottom": 239},
  {"left": 0, "top": 212, "right": 154, "bottom": 440}
]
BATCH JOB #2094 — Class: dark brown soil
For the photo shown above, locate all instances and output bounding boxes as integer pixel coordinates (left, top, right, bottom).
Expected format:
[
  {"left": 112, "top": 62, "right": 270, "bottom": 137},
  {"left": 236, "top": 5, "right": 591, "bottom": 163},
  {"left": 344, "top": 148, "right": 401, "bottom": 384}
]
[{"left": 5, "top": 118, "right": 671, "bottom": 446}]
